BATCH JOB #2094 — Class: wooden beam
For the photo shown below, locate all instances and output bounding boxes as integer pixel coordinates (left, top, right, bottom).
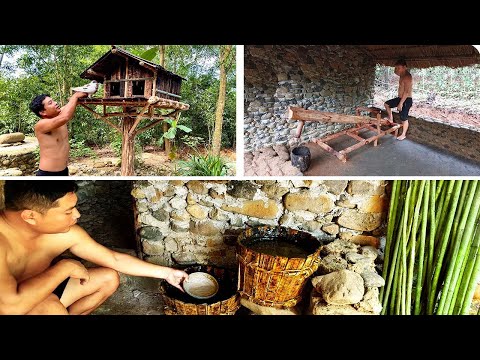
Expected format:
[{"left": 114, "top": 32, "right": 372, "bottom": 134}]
[
  {"left": 287, "top": 106, "right": 387, "bottom": 124},
  {"left": 128, "top": 96, "right": 162, "bottom": 136},
  {"left": 138, "top": 60, "right": 157, "bottom": 72},
  {"left": 87, "top": 69, "right": 105, "bottom": 78},
  {"left": 313, "top": 139, "right": 346, "bottom": 162},
  {"left": 295, "top": 120, "right": 305, "bottom": 138},
  {"left": 78, "top": 103, "right": 122, "bottom": 133},
  {"left": 156, "top": 89, "right": 181, "bottom": 99},
  {"left": 105, "top": 77, "right": 154, "bottom": 83},
  {"left": 134, "top": 109, "right": 180, "bottom": 136}
]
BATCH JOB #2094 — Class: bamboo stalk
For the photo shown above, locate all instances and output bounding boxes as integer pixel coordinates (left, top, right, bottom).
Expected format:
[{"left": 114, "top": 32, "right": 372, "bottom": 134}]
[
  {"left": 401, "top": 185, "right": 412, "bottom": 314},
  {"left": 380, "top": 180, "right": 400, "bottom": 303},
  {"left": 414, "top": 180, "right": 429, "bottom": 314},
  {"left": 427, "top": 180, "right": 463, "bottom": 314},
  {"left": 460, "top": 220, "right": 480, "bottom": 314},
  {"left": 435, "top": 180, "right": 455, "bottom": 246},
  {"left": 426, "top": 180, "right": 437, "bottom": 291},
  {"left": 382, "top": 200, "right": 406, "bottom": 314},
  {"left": 441, "top": 181, "right": 479, "bottom": 314},
  {"left": 407, "top": 180, "right": 425, "bottom": 314}
]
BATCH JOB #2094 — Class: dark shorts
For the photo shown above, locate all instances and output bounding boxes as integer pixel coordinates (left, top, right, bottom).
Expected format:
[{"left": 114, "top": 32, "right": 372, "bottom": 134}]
[
  {"left": 385, "top": 97, "right": 413, "bottom": 121},
  {"left": 53, "top": 278, "right": 70, "bottom": 299},
  {"left": 36, "top": 167, "right": 69, "bottom": 176}
]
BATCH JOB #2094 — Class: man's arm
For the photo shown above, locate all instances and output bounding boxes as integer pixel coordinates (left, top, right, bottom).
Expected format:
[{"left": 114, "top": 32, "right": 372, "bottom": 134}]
[
  {"left": 0, "top": 247, "right": 89, "bottom": 314},
  {"left": 34, "top": 92, "right": 87, "bottom": 134},
  {"left": 398, "top": 75, "right": 413, "bottom": 111},
  {"left": 67, "top": 226, "right": 188, "bottom": 290}
]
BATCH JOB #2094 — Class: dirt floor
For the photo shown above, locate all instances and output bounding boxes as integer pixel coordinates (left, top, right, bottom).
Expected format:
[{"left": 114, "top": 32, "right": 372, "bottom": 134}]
[
  {"left": 69, "top": 145, "right": 236, "bottom": 176},
  {"left": 373, "top": 93, "right": 480, "bottom": 129}
]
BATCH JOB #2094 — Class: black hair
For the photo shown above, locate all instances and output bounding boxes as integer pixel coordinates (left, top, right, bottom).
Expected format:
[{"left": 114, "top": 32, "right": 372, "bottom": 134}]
[
  {"left": 395, "top": 58, "right": 407, "bottom": 67},
  {"left": 4, "top": 180, "right": 78, "bottom": 213},
  {"left": 29, "top": 94, "right": 50, "bottom": 118}
]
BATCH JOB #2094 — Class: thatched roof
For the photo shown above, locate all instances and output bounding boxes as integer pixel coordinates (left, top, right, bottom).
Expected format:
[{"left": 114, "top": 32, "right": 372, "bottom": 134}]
[
  {"left": 80, "top": 46, "right": 186, "bottom": 83},
  {"left": 358, "top": 45, "right": 480, "bottom": 69}
]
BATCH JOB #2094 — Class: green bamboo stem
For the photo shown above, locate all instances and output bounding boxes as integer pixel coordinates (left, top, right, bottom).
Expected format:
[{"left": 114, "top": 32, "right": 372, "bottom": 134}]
[
  {"left": 407, "top": 180, "right": 425, "bottom": 314},
  {"left": 414, "top": 180, "right": 429, "bottom": 315},
  {"left": 383, "top": 225, "right": 402, "bottom": 314},
  {"left": 382, "top": 181, "right": 407, "bottom": 314},
  {"left": 380, "top": 180, "right": 401, "bottom": 303},
  {"left": 436, "top": 180, "right": 473, "bottom": 314},
  {"left": 460, "top": 221, "right": 480, "bottom": 314},
  {"left": 426, "top": 180, "right": 436, "bottom": 285},
  {"left": 442, "top": 182, "right": 479, "bottom": 314},
  {"left": 435, "top": 179, "right": 445, "bottom": 202},
  {"left": 435, "top": 180, "right": 455, "bottom": 246},
  {"left": 427, "top": 180, "right": 463, "bottom": 314},
  {"left": 455, "top": 215, "right": 480, "bottom": 312},
  {"left": 401, "top": 185, "right": 411, "bottom": 315}
]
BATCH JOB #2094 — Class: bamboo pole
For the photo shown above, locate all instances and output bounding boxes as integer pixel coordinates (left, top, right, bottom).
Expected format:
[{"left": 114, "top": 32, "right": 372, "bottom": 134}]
[
  {"left": 427, "top": 180, "right": 463, "bottom": 314},
  {"left": 440, "top": 181, "right": 479, "bottom": 314},
  {"left": 460, "top": 220, "right": 480, "bottom": 314},
  {"left": 414, "top": 180, "right": 430, "bottom": 314},
  {"left": 407, "top": 180, "right": 426, "bottom": 314}
]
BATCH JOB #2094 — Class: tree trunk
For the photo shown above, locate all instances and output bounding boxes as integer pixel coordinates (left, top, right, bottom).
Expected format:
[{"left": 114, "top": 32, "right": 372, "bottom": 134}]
[
  {"left": 212, "top": 45, "right": 232, "bottom": 156},
  {"left": 0, "top": 52, "right": 4, "bottom": 68},
  {"left": 121, "top": 113, "right": 136, "bottom": 176},
  {"left": 159, "top": 45, "right": 171, "bottom": 155}
]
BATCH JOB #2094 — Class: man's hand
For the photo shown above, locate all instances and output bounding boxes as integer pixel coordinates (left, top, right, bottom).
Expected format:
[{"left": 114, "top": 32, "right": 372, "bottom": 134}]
[
  {"left": 165, "top": 268, "right": 189, "bottom": 292},
  {"left": 397, "top": 102, "right": 403, "bottom": 112},
  {"left": 61, "top": 259, "right": 90, "bottom": 285},
  {"left": 73, "top": 92, "right": 88, "bottom": 99}
]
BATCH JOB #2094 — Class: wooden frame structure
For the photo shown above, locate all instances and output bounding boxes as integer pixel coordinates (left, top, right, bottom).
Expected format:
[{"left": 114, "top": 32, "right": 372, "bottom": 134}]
[
  {"left": 78, "top": 96, "right": 189, "bottom": 175},
  {"left": 286, "top": 106, "right": 402, "bottom": 162}
]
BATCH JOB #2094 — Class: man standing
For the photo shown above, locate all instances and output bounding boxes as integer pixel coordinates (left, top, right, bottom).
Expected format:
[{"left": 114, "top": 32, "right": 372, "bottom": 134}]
[
  {"left": 0, "top": 180, "right": 188, "bottom": 315},
  {"left": 384, "top": 59, "right": 413, "bottom": 140},
  {"left": 29, "top": 90, "right": 92, "bottom": 176}
]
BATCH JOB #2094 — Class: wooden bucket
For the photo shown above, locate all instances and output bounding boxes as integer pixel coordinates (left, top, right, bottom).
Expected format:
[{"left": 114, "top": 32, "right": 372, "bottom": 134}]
[
  {"left": 237, "top": 226, "right": 321, "bottom": 308},
  {"left": 160, "top": 264, "right": 240, "bottom": 315},
  {"left": 291, "top": 146, "right": 311, "bottom": 172}
]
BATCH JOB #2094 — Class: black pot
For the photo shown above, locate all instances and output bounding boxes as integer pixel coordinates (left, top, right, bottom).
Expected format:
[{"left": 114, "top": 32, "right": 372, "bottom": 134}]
[{"left": 291, "top": 146, "right": 311, "bottom": 172}]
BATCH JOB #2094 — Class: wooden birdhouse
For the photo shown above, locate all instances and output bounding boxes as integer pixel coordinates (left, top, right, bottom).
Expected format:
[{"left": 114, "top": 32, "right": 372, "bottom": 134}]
[{"left": 79, "top": 46, "right": 185, "bottom": 101}]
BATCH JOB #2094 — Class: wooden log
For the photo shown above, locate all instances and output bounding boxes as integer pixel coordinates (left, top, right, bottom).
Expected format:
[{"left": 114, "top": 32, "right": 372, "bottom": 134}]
[
  {"left": 121, "top": 117, "right": 136, "bottom": 176},
  {"left": 86, "top": 69, "right": 105, "bottom": 78},
  {"left": 313, "top": 139, "right": 346, "bottom": 162},
  {"left": 287, "top": 106, "right": 392, "bottom": 125},
  {"left": 295, "top": 121, "right": 305, "bottom": 138}
]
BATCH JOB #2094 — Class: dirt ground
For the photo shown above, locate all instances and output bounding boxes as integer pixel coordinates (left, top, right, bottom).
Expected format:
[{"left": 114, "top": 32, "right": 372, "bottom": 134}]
[
  {"left": 69, "top": 145, "right": 236, "bottom": 176},
  {"left": 373, "top": 93, "right": 480, "bottom": 129}
]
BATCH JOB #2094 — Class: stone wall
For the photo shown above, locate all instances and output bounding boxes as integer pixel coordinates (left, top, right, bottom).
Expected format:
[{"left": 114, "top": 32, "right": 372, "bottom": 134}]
[
  {"left": 0, "top": 137, "right": 38, "bottom": 176},
  {"left": 244, "top": 45, "right": 376, "bottom": 152},
  {"left": 76, "top": 180, "right": 136, "bottom": 249},
  {"left": 390, "top": 112, "right": 480, "bottom": 164},
  {"left": 132, "top": 180, "right": 388, "bottom": 269}
]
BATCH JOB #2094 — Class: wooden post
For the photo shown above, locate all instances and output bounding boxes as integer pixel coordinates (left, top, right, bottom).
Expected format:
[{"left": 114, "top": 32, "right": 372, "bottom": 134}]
[{"left": 121, "top": 107, "right": 136, "bottom": 176}]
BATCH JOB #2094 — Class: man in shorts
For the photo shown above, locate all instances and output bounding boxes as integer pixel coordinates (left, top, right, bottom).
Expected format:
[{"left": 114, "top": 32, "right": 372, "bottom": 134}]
[
  {"left": 0, "top": 180, "right": 188, "bottom": 315},
  {"left": 384, "top": 58, "right": 413, "bottom": 140}
]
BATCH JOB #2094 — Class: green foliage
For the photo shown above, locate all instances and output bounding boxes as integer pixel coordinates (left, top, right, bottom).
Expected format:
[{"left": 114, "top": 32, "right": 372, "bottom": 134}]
[
  {"left": 0, "top": 45, "right": 236, "bottom": 150},
  {"left": 69, "top": 139, "right": 97, "bottom": 159},
  {"left": 375, "top": 64, "right": 480, "bottom": 102},
  {"left": 175, "top": 153, "right": 228, "bottom": 176},
  {"left": 180, "top": 134, "right": 205, "bottom": 149},
  {"left": 157, "top": 118, "right": 192, "bottom": 147}
]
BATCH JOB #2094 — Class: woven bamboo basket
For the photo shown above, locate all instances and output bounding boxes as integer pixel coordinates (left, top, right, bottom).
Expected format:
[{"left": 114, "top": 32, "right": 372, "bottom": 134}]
[
  {"left": 160, "top": 264, "right": 240, "bottom": 315},
  {"left": 237, "top": 226, "right": 321, "bottom": 308}
]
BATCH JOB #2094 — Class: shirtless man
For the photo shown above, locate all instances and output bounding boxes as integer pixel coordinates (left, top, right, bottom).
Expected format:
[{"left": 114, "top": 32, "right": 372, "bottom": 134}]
[
  {"left": 0, "top": 180, "right": 188, "bottom": 315},
  {"left": 29, "top": 91, "right": 90, "bottom": 176},
  {"left": 384, "top": 59, "right": 413, "bottom": 140}
]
